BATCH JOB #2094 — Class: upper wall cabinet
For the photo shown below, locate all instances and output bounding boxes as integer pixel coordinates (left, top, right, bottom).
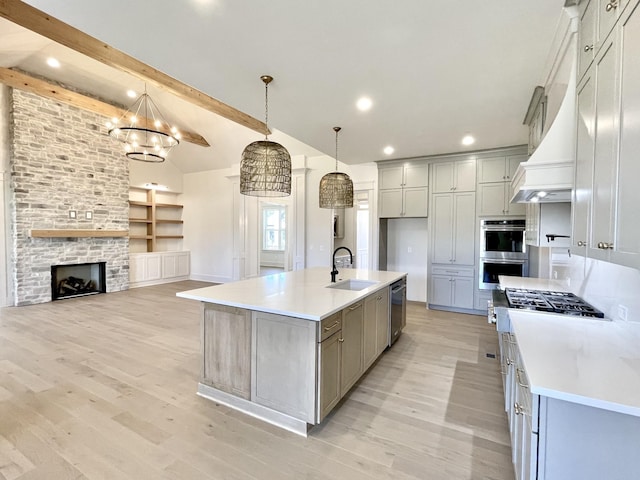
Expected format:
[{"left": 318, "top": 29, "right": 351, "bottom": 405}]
[
  {"left": 378, "top": 161, "right": 428, "bottom": 218},
  {"left": 572, "top": 0, "right": 640, "bottom": 269},
  {"left": 578, "top": 0, "right": 631, "bottom": 81},
  {"left": 477, "top": 155, "right": 527, "bottom": 217},
  {"left": 432, "top": 159, "right": 476, "bottom": 193}
]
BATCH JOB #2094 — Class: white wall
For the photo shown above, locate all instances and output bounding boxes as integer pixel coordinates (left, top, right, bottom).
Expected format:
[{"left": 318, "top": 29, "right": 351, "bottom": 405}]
[
  {"left": 386, "top": 217, "right": 428, "bottom": 302},
  {"left": 306, "top": 155, "right": 335, "bottom": 267},
  {"left": 130, "top": 156, "right": 183, "bottom": 193},
  {"left": 181, "top": 168, "right": 235, "bottom": 283}
]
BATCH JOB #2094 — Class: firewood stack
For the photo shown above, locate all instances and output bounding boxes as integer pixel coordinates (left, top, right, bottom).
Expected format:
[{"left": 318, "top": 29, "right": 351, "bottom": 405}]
[{"left": 58, "top": 276, "right": 95, "bottom": 296}]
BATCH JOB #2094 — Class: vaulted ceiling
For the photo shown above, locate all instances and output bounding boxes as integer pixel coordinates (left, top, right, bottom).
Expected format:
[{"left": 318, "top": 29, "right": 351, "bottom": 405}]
[{"left": 1, "top": 1, "right": 566, "bottom": 173}]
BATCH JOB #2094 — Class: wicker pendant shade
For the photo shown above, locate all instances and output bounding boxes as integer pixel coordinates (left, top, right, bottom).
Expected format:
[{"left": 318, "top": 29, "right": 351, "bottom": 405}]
[
  {"left": 319, "top": 127, "right": 354, "bottom": 208},
  {"left": 240, "top": 75, "right": 291, "bottom": 197}
]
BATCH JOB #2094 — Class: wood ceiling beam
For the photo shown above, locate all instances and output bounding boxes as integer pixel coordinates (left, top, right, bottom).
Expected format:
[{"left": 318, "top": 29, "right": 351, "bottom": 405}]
[
  {"left": 0, "top": 67, "right": 210, "bottom": 147},
  {"left": 0, "top": 0, "right": 270, "bottom": 136}
]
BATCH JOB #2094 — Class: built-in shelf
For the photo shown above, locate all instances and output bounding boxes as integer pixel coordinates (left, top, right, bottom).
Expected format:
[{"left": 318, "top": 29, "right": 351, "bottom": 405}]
[
  {"left": 30, "top": 229, "right": 128, "bottom": 238},
  {"left": 128, "top": 189, "right": 183, "bottom": 252}
]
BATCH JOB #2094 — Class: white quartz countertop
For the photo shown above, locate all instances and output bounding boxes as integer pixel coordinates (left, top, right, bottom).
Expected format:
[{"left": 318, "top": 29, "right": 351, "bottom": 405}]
[
  {"left": 510, "top": 309, "right": 640, "bottom": 417},
  {"left": 176, "top": 267, "right": 407, "bottom": 321},
  {"left": 498, "top": 275, "right": 570, "bottom": 292}
]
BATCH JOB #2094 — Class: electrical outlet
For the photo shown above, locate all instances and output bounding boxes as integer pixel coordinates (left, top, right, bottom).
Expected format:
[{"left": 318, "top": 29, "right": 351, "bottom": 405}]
[{"left": 618, "top": 304, "right": 628, "bottom": 322}]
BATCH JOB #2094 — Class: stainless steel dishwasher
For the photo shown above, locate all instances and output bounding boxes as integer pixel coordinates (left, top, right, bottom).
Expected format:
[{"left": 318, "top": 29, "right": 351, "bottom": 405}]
[{"left": 389, "top": 277, "right": 407, "bottom": 345}]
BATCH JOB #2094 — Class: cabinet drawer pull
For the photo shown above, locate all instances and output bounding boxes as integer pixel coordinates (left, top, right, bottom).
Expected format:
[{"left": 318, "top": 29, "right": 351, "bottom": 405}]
[
  {"left": 338, "top": 337, "right": 344, "bottom": 343},
  {"left": 516, "top": 368, "right": 528, "bottom": 388},
  {"left": 348, "top": 303, "right": 361, "bottom": 311},
  {"left": 376, "top": 295, "right": 383, "bottom": 301},
  {"left": 584, "top": 44, "right": 594, "bottom": 52},
  {"left": 606, "top": 0, "right": 618, "bottom": 11},
  {"left": 323, "top": 321, "right": 340, "bottom": 331},
  {"left": 597, "top": 242, "right": 614, "bottom": 249},
  {"left": 577, "top": 241, "right": 587, "bottom": 247},
  {"left": 514, "top": 402, "right": 524, "bottom": 415}
]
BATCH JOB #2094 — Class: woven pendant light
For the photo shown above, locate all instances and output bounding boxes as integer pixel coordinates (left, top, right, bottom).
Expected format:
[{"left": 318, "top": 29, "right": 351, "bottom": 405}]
[
  {"left": 319, "top": 127, "right": 354, "bottom": 208},
  {"left": 240, "top": 75, "right": 291, "bottom": 197}
]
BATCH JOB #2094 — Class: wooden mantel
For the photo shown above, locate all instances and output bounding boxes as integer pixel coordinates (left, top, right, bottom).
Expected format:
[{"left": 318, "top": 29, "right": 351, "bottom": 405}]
[{"left": 30, "top": 229, "right": 128, "bottom": 238}]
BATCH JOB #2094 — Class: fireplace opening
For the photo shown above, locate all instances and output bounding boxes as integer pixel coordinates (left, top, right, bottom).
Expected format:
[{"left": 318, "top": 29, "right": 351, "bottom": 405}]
[{"left": 51, "top": 262, "right": 106, "bottom": 301}]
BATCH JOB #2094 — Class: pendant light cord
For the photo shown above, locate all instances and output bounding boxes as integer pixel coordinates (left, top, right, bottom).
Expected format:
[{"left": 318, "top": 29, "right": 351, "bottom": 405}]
[{"left": 264, "top": 81, "right": 269, "bottom": 141}]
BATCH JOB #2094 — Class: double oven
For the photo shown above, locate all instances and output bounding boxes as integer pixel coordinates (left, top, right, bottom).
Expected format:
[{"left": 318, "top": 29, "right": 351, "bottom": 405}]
[{"left": 479, "top": 219, "right": 528, "bottom": 290}]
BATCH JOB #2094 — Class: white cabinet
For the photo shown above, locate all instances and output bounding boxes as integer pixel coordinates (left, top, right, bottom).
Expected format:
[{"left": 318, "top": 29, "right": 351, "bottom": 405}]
[
  {"left": 578, "top": 0, "right": 630, "bottom": 81},
  {"left": 129, "top": 251, "right": 190, "bottom": 287},
  {"left": 573, "top": 0, "right": 640, "bottom": 269},
  {"left": 572, "top": 69, "right": 596, "bottom": 252},
  {"left": 477, "top": 156, "right": 526, "bottom": 217},
  {"left": 478, "top": 155, "right": 525, "bottom": 184},
  {"left": 432, "top": 159, "right": 476, "bottom": 193},
  {"left": 378, "top": 161, "right": 428, "bottom": 217},
  {"left": 612, "top": 1, "right": 640, "bottom": 268},
  {"left": 429, "top": 266, "right": 474, "bottom": 309},
  {"left": 478, "top": 183, "right": 526, "bottom": 216},
  {"left": 431, "top": 192, "right": 476, "bottom": 265}
]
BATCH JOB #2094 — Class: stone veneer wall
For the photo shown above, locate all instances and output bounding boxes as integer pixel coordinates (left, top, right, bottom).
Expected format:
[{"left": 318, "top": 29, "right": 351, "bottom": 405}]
[{"left": 10, "top": 89, "right": 129, "bottom": 305}]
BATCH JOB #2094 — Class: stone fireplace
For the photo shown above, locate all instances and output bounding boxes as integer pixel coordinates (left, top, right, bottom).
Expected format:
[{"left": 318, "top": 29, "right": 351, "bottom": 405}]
[{"left": 8, "top": 86, "right": 129, "bottom": 305}]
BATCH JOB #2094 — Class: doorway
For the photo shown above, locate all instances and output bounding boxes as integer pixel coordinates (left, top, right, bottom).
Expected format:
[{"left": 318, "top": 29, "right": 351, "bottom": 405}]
[{"left": 259, "top": 202, "right": 289, "bottom": 276}]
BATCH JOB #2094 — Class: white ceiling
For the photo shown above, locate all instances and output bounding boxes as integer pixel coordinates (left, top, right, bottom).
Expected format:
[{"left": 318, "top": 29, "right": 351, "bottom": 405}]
[{"left": 2, "top": 0, "right": 566, "bottom": 173}]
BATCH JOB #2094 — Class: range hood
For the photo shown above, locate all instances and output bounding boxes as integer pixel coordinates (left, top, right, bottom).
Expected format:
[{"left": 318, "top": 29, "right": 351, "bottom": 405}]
[{"left": 511, "top": 45, "right": 577, "bottom": 204}]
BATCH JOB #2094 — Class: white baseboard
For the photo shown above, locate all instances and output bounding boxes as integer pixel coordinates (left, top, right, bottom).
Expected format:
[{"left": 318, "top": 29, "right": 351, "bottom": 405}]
[
  {"left": 129, "top": 275, "right": 189, "bottom": 289},
  {"left": 189, "top": 273, "right": 231, "bottom": 284}
]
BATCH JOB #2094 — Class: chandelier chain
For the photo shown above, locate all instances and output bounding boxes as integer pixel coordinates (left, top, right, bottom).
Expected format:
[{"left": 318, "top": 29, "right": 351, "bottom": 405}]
[{"left": 335, "top": 129, "right": 339, "bottom": 171}]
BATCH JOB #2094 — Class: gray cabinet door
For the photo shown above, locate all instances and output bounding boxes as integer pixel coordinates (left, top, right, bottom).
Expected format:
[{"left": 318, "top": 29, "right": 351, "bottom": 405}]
[
  {"left": 573, "top": 72, "right": 595, "bottom": 251},
  {"left": 340, "top": 302, "right": 364, "bottom": 394},
  {"left": 453, "top": 192, "right": 476, "bottom": 266},
  {"left": 614, "top": 1, "right": 640, "bottom": 268},
  {"left": 589, "top": 36, "right": 618, "bottom": 260},
  {"left": 317, "top": 331, "right": 341, "bottom": 422},
  {"left": 432, "top": 193, "right": 454, "bottom": 264}
]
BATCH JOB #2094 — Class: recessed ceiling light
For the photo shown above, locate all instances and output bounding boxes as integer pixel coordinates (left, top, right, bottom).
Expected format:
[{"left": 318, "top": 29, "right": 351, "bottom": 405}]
[
  {"left": 356, "top": 97, "right": 373, "bottom": 112},
  {"left": 46, "top": 57, "right": 60, "bottom": 68},
  {"left": 127, "top": 90, "right": 137, "bottom": 98},
  {"left": 383, "top": 146, "right": 395, "bottom": 155},
  {"left": 461, "top": 135, "right": 475, "bottom": 146}
]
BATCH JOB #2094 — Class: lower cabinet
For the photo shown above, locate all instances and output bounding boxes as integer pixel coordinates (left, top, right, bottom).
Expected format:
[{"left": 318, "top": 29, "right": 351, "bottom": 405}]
[
  {"left": 129, "top": 251, "right": 190, "bottom": 287},
  {"left": 317, "top": 329, "right": 342, "bottom": 421},
  {"left": 340, "top": 302, "right": 365, "bottom": 394},
  {"left": 363, "top": 289, "right": 390, "bottom": 369},
  {"left": 504, "top": 329, "right": 640, "bottom": 480},
  {"left": 429, "top": 266, "right": 474, "bottom": 310}
]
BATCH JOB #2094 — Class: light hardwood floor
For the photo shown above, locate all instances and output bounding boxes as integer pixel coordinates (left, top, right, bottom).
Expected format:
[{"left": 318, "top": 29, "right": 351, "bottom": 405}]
[{"left": 0, "top": 282, "right": 514, "bottom": 479}]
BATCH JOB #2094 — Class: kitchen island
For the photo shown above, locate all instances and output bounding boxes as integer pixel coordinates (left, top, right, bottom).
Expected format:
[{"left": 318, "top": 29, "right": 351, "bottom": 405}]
[{"left": 177, "top": 267, "right": 407, "bottom": 436}]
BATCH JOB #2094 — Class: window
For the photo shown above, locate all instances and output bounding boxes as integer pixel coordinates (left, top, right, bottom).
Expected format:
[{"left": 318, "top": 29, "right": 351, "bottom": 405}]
[{"left": 263, "top": 205, "right": 286, "bottom": 251}]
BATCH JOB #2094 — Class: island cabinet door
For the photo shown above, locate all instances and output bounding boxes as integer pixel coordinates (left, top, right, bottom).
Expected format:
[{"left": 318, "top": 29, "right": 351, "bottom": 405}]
[
  {"left": 341, "top": 302, "right": 365, "bottom": 394},
  {"left": 251, "top": 312, "right": 317, "bottom": 423},
  {"left": 202, "top": 304, "right": 252, "bottom": 399},
  {"left": 317, "top": 330, "right": 342, "bottom": 423}
]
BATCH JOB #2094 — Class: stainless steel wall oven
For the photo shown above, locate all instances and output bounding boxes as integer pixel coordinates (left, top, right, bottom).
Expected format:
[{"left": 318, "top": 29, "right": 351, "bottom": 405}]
[{"left": 479, "top": 219, "right": 528, "bottom": 289}]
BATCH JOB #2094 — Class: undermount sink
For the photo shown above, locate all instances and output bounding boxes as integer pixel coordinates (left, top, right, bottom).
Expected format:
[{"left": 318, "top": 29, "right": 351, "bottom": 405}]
[{"left": 326, "top": 279, "right": 378, "bottom": 291}]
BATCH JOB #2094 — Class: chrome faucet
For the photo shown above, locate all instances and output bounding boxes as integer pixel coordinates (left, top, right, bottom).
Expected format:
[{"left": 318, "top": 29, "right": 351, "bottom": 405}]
[{"left": 331, "top": 246, "right": 353, "bottom": 283}]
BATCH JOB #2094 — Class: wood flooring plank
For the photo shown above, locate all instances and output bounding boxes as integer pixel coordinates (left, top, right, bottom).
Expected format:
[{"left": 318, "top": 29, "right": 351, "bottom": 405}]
[{"left": 0, "top": 281, "right": 515, "bottom": 480}]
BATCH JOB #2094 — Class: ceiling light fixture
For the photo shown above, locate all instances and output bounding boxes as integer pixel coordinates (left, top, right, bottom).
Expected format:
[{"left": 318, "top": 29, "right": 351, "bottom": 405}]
[
  {"left": 240, "top": 75, "right": 291, "bottom": 197},
  {"left": 319, "top": 127, "right": 354, "bottom": 209},
  {"left": 383, "top": 146, "right": 395, "bottom": 155},
  {"left": 126, "top": 89, "right": 137, "bottom": 98},
  {"left": 46, "top": 57, "right": 60, "bottom": 68},
  {"left": 107, "top": 86, "right": 180, "bottom": 163},
  {"left": 356, "top": 97, "right": 373, "bottom": 112},
  {"left": 462, "top": 134, "right": 475, "bottom": 146}
]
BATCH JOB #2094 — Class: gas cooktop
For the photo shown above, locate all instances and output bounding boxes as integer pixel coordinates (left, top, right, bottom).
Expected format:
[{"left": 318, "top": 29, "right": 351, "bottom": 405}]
[{"left": 505, "top": 288, "right": 605, "bottom": 318}]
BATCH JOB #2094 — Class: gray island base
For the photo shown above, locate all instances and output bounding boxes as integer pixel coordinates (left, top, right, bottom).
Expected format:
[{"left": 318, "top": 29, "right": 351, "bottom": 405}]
[{"left": 177, "top": 267, "right": 407, "bottom": 436}]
